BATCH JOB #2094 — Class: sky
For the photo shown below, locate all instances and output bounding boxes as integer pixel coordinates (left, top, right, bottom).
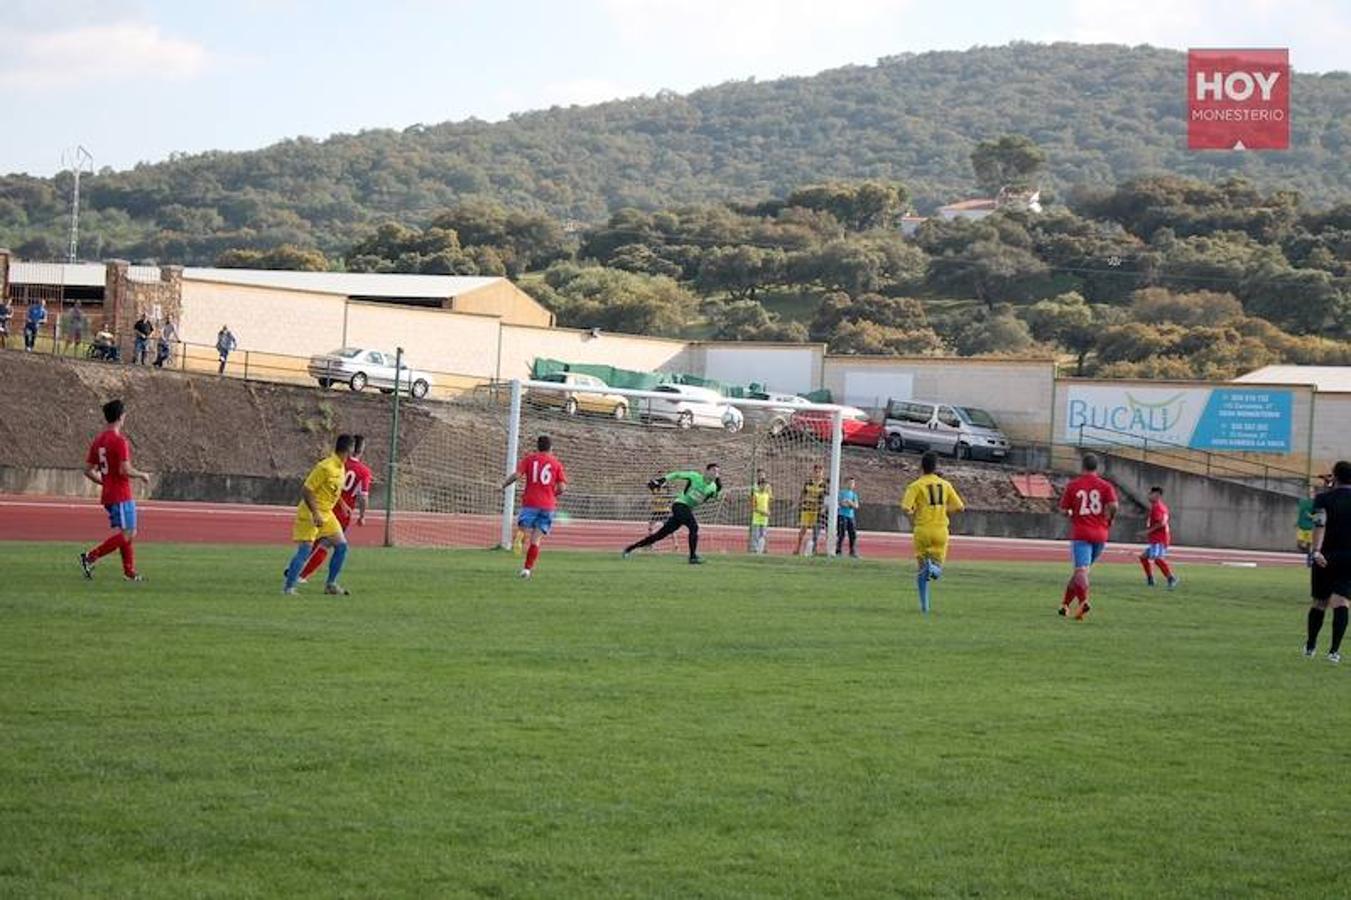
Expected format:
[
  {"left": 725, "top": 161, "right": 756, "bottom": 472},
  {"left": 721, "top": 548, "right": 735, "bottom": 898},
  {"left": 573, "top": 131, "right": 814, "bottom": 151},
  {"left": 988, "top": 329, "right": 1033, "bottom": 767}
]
[{"left": 2, "top": 0, "right": 1347, "bottom": 176}]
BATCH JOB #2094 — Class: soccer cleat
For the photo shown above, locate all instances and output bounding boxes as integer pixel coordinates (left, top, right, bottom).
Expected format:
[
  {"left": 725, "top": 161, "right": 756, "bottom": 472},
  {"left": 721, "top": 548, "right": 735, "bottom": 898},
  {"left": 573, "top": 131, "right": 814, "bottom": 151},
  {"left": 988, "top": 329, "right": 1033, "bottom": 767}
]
[
  {"left": 324, "top": 583, "right": 350, "bottom": 596},
  {"left": 518, "top": 568, "right": 532, "bottom": 579},
  {"left": 1145, "top": 577, "right": 1155, "bottom": 587},
  {"left": 689, "top": 556, "right": 705, "bottom": 565},
  {"left": 283, "top": 586, "right": 298, "bottom": 596},
  {"left": 1166, "top": 576, "right": 1179, "bottom": 591},
  {"left": 621, "top": 549, "right": 632, "bottom": 559},
  {"left": 1057, "top": 606, "right": 1068, "bottom": 617},
  {"left": 79, "top": 552, "right": 94, "bottom": 579},
  {"left": 1304, "top": 645, "right": 1317, "bottom": 658},
  {"left": 1074, "top": 603, "right": 1091, "bottom": 621},
  {"left": 1330, "top": 652, "right": 1342, "bottom": 664},
  {"left": 124, "top": 572, "right": 143, "bottom": 582}
]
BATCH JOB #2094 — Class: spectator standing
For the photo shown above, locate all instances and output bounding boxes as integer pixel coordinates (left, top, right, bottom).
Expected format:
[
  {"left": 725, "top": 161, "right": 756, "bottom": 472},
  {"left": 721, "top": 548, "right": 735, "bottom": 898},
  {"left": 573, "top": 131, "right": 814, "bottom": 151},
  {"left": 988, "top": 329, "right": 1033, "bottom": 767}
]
[
  {"left": 154, "top": 317, "right": 179, "bottom": 368},
  {"left": 749, "top": 471, "right": 772, "bottom": 554},
  {"left": 63, "top": 305, "right": 86, "bottom": 356},
  {"left": 836, "top": 476, "right": 860, "bottom": 558},
  {"left": 133, "top": 314, "right": 154, "bottom": 365},
  {"left": 216, "top": 325, "right": 237, "bottom": 374},
  {"left": 23, "top": 300, "right": 46, "bottom": 351},
  {"left": 0, "top": 298, "right": 11, "bottom": 349}
]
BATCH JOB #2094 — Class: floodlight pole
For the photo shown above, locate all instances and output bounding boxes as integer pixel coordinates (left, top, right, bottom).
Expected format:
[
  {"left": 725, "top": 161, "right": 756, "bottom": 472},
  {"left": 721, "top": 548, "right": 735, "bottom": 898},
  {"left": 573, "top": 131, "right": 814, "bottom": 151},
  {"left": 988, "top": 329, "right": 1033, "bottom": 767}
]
[
  {"left": 62, "top": 146, "right": 93, "bottom": 263},
  {"left": 501, "top": 379, "right": 523, "bottom": 550}
]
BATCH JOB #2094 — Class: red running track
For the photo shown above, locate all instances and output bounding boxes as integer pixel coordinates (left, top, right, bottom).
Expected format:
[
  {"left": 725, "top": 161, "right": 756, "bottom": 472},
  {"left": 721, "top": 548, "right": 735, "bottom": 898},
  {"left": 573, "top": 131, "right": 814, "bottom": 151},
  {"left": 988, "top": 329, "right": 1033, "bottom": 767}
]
[{"left": 0, "top": 495, "right": 1304, "bottom": 567}]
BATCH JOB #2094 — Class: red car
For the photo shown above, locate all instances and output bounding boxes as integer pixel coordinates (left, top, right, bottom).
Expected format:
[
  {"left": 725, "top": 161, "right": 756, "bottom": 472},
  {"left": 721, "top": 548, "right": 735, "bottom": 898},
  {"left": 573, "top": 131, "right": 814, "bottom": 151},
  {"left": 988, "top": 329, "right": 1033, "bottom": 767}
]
[{"left": 788, "top": 407, "right": 885, "bottom": 448}]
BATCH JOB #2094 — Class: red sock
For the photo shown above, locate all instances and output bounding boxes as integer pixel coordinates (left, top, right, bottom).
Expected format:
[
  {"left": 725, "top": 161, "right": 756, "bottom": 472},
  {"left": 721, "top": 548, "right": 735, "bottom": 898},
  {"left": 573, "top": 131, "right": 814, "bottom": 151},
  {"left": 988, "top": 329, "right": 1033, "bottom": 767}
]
[
  {"left": 1156, "top": 559, "right": 1173, "bottom": 579},
  {"left": 525, "top": 544, "right": 541, "bottom": 571},
  {"left": 1063, "top": 583, "right": 1076, "bottom": 606},
  {"left": 299, "top": 545, "right": 329, "bottom": 580},
  {"left": 88, "top": 532, "right": 124, "bottom": 562},
  {"left": 1139, "top": 558, "right": 1154, "bottom": 579},
  {"left": 1072, "top": 571, "right": 1089, "bottom": 603},
  {"left": 119, "top": 537, "right": 136, "bottom": 577}
]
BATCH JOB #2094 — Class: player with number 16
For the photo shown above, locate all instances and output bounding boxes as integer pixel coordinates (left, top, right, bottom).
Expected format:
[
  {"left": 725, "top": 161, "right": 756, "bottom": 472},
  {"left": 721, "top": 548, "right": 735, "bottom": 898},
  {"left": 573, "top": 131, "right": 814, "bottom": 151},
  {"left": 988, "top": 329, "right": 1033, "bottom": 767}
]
[{"left": 502, "top": 435, "right": 567, "bottom": 578}]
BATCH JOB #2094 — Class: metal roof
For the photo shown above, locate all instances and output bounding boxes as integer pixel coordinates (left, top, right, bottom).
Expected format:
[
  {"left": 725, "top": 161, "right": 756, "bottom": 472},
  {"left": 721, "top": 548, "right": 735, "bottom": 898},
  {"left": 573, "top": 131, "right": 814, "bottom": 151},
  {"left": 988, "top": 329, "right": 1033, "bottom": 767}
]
[
  {"left": 182, "top": 268, "right": 502, "bottom": 299},
  {"left": 1234, "top": 365, "right": 1351, "bottom": 392},
  {"left": 7, "top": 262, "right": 505, "bottom": 300}
]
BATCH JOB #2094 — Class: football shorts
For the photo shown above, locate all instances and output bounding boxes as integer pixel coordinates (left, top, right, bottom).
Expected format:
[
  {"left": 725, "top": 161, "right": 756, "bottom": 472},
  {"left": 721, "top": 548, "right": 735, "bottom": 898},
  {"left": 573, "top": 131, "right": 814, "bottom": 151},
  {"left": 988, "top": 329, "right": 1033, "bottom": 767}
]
[
  {"left": 1070, "top": 540, "right": 1106, "bottom": 568},
  {"left": 912, "top": 525, "right": 950, "bottom": 564},
  {"left": 798, "top": 510, "right": 819, "bottom": 527},
  {"left": 105, "top": 500, "right": 138, "bottom": 531},
  {"left": 292, "top": 508, "right": 343, "bottom": 543},
  {"left": 1312, "top": 561, "right": 1351, "bottom": 602},
  {"left": 1297, "top": 528, "right": 1313, "bottom": 545},
  {"left": 517, "top": 506, "right": 556, "bottom": 534},
  {"left": 1143, "top": 542, "right": 1169, "bottom": 560}
]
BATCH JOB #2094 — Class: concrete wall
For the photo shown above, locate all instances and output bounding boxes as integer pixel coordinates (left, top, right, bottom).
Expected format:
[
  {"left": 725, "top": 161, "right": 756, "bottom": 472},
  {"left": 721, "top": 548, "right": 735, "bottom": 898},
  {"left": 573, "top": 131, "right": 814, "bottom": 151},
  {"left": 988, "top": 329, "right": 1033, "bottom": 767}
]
[
  {"left": 343, "top": 301, "right": 501, "bottom": 380},
  {"left": 822, "top": 356, "right": 1056, "bottom": 442},
  {"left": 1312, "top": 392, "right": 1351, "bottom": 474},
  {"left": 691, "top": 342, "right": 826, "bottom": 395},
  {"left": 498, "top": 324, "right": 693, "bottom": 381},
  {"left": 1099, "top": 454, "right": 1296, "bottom": 551},
  {"left": 180, "top": 280, "right": 345, "bottom": 354},
  {"left": 451, "top": 281, "right": 554, "bottom": 328}
]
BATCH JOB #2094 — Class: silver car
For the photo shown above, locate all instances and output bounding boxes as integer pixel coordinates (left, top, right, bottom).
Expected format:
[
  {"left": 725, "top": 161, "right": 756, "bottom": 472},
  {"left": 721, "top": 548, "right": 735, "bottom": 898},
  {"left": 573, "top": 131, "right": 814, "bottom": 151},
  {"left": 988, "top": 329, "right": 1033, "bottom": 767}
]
[
  {"left": 640, "top": 384, "right": 745, "bottom": 432},
  {"left": 883, "top": 399, "right": 1011, "bottom": 461},
  {"left": 308, "top": 347, "right": 434, "bottom": 399}
]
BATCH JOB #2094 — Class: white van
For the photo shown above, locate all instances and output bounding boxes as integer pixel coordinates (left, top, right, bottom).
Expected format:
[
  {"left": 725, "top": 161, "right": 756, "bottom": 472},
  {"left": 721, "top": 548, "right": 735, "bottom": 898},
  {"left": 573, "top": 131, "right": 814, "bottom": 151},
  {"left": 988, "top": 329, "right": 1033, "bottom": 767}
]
[{"left": 883, "top": 399, "right": 1011, "bottom": 461}]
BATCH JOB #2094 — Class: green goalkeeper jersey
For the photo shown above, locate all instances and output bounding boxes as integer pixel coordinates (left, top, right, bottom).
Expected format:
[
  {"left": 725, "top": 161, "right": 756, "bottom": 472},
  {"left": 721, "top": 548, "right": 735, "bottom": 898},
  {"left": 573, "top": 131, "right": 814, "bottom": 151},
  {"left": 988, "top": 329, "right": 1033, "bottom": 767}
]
[{"left": 666, "top": 471, "right": 720, "bottom": 508}]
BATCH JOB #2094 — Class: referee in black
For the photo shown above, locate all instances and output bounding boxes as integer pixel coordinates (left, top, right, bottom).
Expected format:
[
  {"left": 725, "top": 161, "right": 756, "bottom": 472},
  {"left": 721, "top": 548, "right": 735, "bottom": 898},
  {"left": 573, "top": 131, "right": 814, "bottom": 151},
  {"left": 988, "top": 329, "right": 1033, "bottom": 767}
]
[{"left": 1305, "top": 460, "right": 1351, "bottom": 663}]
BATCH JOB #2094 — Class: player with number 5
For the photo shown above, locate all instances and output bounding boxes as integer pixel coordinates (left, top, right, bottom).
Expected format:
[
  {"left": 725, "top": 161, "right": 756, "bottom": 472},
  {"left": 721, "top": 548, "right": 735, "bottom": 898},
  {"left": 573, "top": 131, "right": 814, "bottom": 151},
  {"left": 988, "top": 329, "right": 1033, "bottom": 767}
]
[
  {"left": 1058, "top": 453, "right": 1119, "bottom": 620},
  {"left": 501, "top": 435, "right": 567, "bottom": 578}
]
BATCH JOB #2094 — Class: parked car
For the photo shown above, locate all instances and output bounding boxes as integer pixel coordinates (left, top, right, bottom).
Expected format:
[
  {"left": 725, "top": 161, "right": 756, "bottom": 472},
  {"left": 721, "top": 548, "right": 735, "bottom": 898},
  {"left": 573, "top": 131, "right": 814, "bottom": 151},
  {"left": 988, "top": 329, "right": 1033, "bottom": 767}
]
[
  {"left": 640, "top": 384, "right": 744, "bottom": 432},
  {"left": 788, "top": 406, "right": 885, "bottom": 448},
  {"left": 883, "top": 399, "right": 1011, "bottom": 461},
  {"left": 529, "top": 372, "right": 629, "bottom": 419},
  {"left": 308, "top": 347, "right": 433, "bottom": 399},
  {"left": 745, "top": 391, "right": 812, "bottom": 435}
]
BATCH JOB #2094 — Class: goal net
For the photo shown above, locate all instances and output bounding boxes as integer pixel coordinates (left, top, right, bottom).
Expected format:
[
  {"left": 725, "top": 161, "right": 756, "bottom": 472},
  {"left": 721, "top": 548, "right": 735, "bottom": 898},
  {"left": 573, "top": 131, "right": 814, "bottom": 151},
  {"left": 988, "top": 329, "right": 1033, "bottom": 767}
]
[{"left": 389, "top": 380, "right": 852, "bottom": 556}]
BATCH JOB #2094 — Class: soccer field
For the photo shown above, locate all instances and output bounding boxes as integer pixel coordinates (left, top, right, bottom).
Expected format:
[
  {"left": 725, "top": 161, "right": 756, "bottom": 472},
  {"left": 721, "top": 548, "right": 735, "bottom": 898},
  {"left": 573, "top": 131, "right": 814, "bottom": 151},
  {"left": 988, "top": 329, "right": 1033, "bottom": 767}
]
[{"left": 1, "top": 544, "right": 1345, "bottom": 898}]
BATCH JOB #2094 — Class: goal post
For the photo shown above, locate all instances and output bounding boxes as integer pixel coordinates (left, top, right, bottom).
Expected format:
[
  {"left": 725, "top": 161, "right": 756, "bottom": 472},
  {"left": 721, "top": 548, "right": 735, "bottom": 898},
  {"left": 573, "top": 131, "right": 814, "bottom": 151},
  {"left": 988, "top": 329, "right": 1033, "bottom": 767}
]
[{"left": 391, "top": 377, "right": 851, "bottom": 557}]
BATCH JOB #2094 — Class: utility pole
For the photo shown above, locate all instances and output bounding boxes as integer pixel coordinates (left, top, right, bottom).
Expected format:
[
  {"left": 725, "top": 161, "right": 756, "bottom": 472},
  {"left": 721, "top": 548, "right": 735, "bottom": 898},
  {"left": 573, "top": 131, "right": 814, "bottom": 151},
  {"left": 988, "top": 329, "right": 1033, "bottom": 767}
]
[{"left": 61, "top": 146, "right": 94, "bottom": 263}]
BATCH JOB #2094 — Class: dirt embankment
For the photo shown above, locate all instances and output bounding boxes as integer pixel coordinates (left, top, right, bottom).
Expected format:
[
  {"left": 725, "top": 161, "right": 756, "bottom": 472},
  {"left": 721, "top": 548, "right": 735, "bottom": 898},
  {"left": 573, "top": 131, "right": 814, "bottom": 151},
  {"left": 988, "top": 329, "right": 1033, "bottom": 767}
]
[
  {"left": 0, "top": 352, "right": 1057, "bottom": 513},
  {"left": 0, "top": 351, "right": 435, "bottom": 479}
]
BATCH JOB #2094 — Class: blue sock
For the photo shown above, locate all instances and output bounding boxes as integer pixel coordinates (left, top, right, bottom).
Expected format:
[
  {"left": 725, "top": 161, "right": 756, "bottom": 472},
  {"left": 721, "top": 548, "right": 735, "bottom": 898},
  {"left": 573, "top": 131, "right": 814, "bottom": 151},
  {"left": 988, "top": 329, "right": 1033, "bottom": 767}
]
[
  {"left": 326, "top": 542, "right": 348, "bottom": 585},
  {"left": 929, "top": 561, "right": 943, "bottom": 581},
  {"left": 284, "top": 543, "right": 311, "bottom": 589},
  {"left": 917, "top": 567, "right": 930, "bottom": 613}
]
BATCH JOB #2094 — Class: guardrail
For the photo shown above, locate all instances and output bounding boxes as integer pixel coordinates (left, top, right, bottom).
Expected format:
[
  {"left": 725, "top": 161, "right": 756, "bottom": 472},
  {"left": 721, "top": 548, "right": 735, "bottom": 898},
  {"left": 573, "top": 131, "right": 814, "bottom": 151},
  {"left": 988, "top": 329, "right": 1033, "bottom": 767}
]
[{"left": 1073, "top": 423, "right": 1309, "bottom": 495}]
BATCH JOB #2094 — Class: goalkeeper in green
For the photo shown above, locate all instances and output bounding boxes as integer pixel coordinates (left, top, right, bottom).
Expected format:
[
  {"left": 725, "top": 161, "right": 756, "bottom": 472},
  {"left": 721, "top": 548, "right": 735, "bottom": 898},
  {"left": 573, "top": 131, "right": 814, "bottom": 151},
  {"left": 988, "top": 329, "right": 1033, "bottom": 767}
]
[{"left": 623, "top": 463, "right": 722, "bottom": 564}]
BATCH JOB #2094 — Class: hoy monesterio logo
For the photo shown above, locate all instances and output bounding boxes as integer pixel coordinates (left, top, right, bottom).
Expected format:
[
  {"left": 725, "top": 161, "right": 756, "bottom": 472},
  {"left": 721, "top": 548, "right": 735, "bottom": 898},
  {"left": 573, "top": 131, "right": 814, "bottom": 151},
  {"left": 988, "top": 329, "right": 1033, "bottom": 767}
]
[{"left": 1188, "top": 48, "right": 1290, "bottom": 150}]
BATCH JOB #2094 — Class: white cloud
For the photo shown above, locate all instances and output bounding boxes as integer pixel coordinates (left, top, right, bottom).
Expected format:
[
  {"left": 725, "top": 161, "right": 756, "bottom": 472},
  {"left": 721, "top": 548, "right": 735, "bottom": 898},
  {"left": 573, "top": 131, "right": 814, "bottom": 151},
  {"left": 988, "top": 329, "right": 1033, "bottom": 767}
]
[
  {"left": 0, "top": 23, "right": 210, "bottom": 91},
  {"left": 601, "top": 0, "right": 915, "bottom": 62}
]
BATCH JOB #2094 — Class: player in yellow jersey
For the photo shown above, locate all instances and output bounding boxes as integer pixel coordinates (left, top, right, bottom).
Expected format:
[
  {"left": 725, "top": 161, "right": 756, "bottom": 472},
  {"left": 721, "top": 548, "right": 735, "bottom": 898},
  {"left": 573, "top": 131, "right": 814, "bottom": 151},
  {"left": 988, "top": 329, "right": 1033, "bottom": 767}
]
[
  {"left": 796, "top": 463, "right": 827, "bottom": 556},
  {"left": 282, "top": 433, "right": 353, "bottom": 596},
  {"left": 749, "top": 470, "right": 772, "bottom": 554},
  {"left": 900, "top": 451, "right": 966, "bottom": 614}
]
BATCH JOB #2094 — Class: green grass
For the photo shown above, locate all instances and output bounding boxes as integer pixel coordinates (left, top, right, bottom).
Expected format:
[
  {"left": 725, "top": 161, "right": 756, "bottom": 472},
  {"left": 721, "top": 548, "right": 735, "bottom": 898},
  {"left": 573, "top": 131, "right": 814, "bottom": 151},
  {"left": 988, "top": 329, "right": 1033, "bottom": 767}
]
[{"left": 1, "top": 544, "right": 1345, "bottom": 898}]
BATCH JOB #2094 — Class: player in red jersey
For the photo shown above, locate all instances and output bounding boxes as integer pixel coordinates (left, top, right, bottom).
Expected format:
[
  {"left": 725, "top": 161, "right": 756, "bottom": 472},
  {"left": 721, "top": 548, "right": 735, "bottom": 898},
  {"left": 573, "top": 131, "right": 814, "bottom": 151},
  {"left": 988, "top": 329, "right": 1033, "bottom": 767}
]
[
  {"left": 1058, "top": 453, "right": 1118, "bottom": 620},
  {"left": 79, "top": 399, "right": 152, "bottom": 581},
  {"left": 1137, "top": 486, "right": 1179, "bottom": 590},
  {"left": 501, "top": 434, "right": 567, "bottom": 578},
  {"left": 298, "top": 433, "right": 374, "bottom": 582}
]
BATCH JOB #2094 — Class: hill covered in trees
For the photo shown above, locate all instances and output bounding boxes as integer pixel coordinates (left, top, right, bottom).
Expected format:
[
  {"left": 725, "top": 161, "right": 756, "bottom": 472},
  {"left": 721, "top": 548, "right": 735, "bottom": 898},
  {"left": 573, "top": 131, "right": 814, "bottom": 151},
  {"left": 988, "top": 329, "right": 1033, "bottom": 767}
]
[{"left": 1, "top": 42, "right": 1347, "bottom": 263}]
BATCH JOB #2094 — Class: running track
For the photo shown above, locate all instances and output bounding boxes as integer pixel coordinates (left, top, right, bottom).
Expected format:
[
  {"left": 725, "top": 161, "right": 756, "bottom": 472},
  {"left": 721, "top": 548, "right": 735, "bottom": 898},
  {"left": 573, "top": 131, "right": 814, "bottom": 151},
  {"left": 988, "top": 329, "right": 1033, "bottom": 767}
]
[{"left": 0, "top": 495, "right": 1304, "bottom": 567}]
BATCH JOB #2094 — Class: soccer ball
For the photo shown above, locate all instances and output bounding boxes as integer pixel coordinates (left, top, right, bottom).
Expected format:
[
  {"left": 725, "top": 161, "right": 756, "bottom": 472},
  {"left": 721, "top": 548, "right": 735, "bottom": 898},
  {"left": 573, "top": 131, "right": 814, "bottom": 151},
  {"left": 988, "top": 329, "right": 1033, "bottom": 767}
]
[{"left": 517, "top": 568, "right": 532, "bottom": 579}]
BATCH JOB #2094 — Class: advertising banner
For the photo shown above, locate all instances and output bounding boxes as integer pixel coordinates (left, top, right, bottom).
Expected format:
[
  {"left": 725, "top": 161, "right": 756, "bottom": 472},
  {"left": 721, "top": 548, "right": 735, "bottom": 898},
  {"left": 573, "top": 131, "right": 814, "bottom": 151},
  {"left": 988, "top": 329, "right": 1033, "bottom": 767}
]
[{"left": 1064, "top": 386, "right": 1292, "bottom": 453}]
